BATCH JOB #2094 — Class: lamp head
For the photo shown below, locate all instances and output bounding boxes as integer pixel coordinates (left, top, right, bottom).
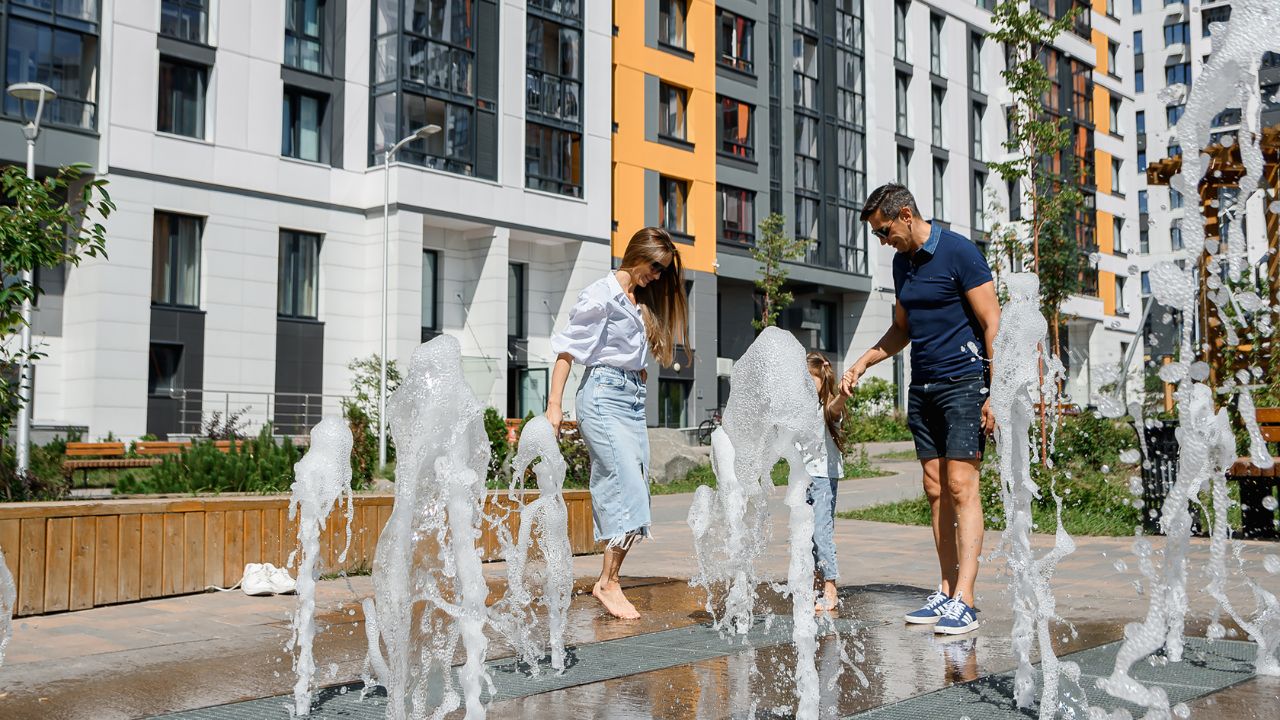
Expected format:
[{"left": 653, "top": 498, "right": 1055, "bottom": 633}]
[
  {"left": 414, "top": 124, "right": 442, "bottom": 139},
  {"left": 6, "top": 82, "right": 56, "bottom": 137}
]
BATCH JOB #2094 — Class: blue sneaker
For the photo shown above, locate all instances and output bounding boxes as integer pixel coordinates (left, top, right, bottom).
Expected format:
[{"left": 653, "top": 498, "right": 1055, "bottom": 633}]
[
  {"left": 934, "top": 593, "right": 980, "bottom": 635},
  {"left": 903, "top": 586, "right": 950, "bottom": 624}
]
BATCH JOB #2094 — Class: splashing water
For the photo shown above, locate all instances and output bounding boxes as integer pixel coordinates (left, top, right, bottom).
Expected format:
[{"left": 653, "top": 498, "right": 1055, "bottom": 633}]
[
  {"left": 687, "top": 326, "right": 825, "bottom": 719},
  {"left": 1099, "top": 1, "right": 1280, "bottom": 713},
  {"left": 362, "top": 335, "right": 493, "bottom": 720},
  {"left": 0, "top": 546, "right": 14, "bottom": 668},
  {"left": 990, "top": 273, "right": 1085, "bottom": 718},
  {"left": 492, "top": 416, "right": 573, "bottom": 673},
  {"left": 288, "top": 416, "right": 355, "bottom": 716}
]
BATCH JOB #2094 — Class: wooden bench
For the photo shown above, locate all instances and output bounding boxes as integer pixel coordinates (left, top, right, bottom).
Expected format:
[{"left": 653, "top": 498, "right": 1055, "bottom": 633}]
[
  {"left": 1227, "top": 407, "right": 1280, "bottom": 539},
  {"left": 135, "top": 441, "right": 191, "bottom": 456},
  {"left": 62, "top": 442, "right": 159, "bottom": 484}
]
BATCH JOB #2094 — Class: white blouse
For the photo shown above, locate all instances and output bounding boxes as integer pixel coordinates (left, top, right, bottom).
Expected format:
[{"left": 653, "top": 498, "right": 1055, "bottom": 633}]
[{"left": 550, "top": 273, "right": 649, "bottom": 371}]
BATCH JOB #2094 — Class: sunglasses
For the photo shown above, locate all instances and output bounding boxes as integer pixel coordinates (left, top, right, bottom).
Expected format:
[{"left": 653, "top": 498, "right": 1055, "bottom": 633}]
[
  {"left": 650, "top": 260, "right": 671, "bottom": 275},
  {"left": 872, "top": 219, "right": 895, "bottom": 239}
]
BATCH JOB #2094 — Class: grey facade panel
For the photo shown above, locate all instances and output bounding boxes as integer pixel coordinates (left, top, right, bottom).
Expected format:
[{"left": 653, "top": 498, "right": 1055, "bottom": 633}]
[
  {"left": 156, "top": 35, "right": 217, "bottom": 66},
  {"left": 32, "top": 264, "right": 65, "bottom": 337},
  {"left": 690, "top": 269, "right": 718, "bottom": 420},
  {"left": 0, "top": 122, "right": 98, "bottom": 169},
  {"left": 148, "top": 306, "right": 207, "bottom": 438},
  {"left": 644, "top": 74, "right": 659, "bottom": 142},
  {"left": 643, "top": 169, "right": 659, "bottom": 228},
  {"left": 716, "top": 249, "right": 872, "bottom": 294},
  {"left": 274, "top": 318, "right": 325, "bottom": 435}
]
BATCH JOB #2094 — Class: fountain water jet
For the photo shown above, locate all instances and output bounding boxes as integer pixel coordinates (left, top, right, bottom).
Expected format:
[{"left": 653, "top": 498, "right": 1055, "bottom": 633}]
[
  {"left": 362, "top": 335, "right": 492, "bottom": 720},
  {"left": 990, "top": 273, "right": 1086, "bottom": 718},
  {"left": 1099, "top": 1, "right": 1280, "bottom": 713},
  {"left": 688, "top": 326, "right": 825, "bottom": 719},
  {"left": 491, "top": 415, "right": 573, "bottom": 673},
  {"left": 0, "top": 546, "right": 14, "bottom": 668},
  {"left": 287, "top": 415, "right": 355, "bottom": 716}
]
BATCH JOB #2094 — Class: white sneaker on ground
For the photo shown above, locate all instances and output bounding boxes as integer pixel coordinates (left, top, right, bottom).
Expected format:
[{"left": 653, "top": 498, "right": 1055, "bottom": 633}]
[
  {"left": 241, "top": 563, "right": 274, "bottom": 596},
  {"left": 267, "top": 564, "right": 297, "bottom": 594}
]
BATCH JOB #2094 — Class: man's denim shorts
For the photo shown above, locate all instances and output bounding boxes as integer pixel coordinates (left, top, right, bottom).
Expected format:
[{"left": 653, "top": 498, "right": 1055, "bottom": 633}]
[{"left": 906, "top": 374, "right": 988, "bottom": 461}]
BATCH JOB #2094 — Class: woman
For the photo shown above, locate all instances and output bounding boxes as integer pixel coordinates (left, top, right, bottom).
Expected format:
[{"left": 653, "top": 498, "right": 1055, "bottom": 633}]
[{"left": 546, "top": 227, "right": 688, "bottom": 619}]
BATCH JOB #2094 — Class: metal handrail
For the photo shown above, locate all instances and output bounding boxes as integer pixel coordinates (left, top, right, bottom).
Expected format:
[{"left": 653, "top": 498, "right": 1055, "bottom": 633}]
[{"left": 165, "top": 388, "right": 349, "bottom": 437}]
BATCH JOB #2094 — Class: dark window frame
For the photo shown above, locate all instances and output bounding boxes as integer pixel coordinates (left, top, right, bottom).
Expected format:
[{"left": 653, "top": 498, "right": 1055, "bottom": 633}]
[
  {"left": 659, "top": 174, "right": 691, "bottom": 239},
  {"left": 285, "top": 0, "right": 328, "bottom": 75},
  {"left": 160, "top": 0, "right": 208, "bottom": 45},
  {"left": 282, "top": 86, "right": 330, "bottom": 163},
  {"left": 508, "top": 262, "right": 526, "bottom": 339},
  {"left": 525, "top": 122, "right": 583, "bottom": 197},
  {"left": 157, "top": 55, "right": 208, "bottom": 138},
  {"left": 2, "top": 12, "right": 101, "bottom": 131},
  {"left": 717, "top": 94, "right": 755, "bottom": 159},
  {"left": 658, "top": 81, "right": 690, "bottom": 142},
  {"left": 421, "top": 248, "right": 439, "bottom": 332},
  {"left": 717, "top": 183, "right": 756, "bottom": 245},
  {"left": 278, "top": 229, "right": 321, "bottom": 320},
  {"left": 658, "top": 0, "right": 688, "bottom": 50},
  {"left": 717, "top": 7, "right": 754, "bottom": 73},
  {"left": 152, "top": 211, "right": 203, "bottom": 309}
]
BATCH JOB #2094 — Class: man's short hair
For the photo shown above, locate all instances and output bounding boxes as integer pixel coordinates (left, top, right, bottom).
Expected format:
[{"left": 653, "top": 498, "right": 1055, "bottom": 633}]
[{"left": 860, "top": 183, "right": 921, "bottom": 222}]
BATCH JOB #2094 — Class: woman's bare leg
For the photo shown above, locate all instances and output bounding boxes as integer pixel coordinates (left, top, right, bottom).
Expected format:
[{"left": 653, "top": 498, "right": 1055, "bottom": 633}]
[{"left": 592, "top": 539, "right": 640, "bottom": 619}]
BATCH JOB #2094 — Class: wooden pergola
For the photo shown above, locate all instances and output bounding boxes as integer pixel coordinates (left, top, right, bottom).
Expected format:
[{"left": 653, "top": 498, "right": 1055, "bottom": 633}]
[{"left": 1144, "top": 126, "right": 1280, "bottom": 384}]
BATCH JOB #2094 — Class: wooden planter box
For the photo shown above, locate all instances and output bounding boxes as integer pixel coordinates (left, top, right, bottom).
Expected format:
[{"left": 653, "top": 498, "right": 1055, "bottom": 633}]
[{"left": 0, "top": 490, "right": 596, "bottom": 617}]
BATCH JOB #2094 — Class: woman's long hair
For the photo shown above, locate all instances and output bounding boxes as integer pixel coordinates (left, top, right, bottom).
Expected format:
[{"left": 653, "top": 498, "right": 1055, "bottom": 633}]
[
  {"left": 622, "top": 227, "right": 689, "bottom": 368},
  {"left": 807, "top": 352, "right": 846, "bottom": 454}
]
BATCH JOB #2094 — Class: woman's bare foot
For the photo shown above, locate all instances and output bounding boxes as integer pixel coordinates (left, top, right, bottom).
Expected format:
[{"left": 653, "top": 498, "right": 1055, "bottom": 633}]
[
  {"left": 814, "top": 581, "right": 838, "bottom": 613},
  {"left": 593, "top": 580, "right": 640, "bottom": 619}
]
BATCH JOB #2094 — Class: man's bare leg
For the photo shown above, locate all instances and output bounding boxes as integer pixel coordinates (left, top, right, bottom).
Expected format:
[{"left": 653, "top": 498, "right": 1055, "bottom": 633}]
[
  {"left": 944, "top": 458, "right": 984, "bottom": 603},
  {"left": 922, "top": 458, "right": 958, "bottom": 596},
  {"left": 592, "top": 540, "right": 640, "bottom": 619}
]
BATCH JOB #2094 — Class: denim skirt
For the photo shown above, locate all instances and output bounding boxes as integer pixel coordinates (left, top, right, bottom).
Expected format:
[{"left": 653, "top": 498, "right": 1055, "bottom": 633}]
[{"left": 576, "top": 365, "right": 652, "bottom": 546}]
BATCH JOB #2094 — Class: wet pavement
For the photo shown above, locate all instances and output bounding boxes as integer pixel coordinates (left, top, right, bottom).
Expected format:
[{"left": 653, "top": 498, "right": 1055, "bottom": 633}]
[{"left": 2, "top": 484, "right": 1279, "bottom": 718}]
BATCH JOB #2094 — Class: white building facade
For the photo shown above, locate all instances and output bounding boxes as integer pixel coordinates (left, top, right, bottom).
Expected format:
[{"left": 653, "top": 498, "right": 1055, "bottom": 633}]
[{"left": 3, "top": 0, "right": 611, "bottom": 440}]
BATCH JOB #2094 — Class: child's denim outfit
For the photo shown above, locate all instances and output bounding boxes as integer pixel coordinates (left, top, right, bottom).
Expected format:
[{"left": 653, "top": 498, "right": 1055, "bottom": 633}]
[{"left": 805, "top": 428, "right": 844, "bottom": 580}]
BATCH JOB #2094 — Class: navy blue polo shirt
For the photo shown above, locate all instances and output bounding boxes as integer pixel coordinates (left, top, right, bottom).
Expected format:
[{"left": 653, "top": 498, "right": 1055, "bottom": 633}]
[{"left": 892, "top": 222, "right": 994, "bottom": 384}]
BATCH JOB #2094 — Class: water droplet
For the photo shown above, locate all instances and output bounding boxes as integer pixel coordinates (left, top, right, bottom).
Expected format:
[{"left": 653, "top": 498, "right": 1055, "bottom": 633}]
[
  {"left": 1263, "top": 555, "right": 1280, "bottom": 574},
  {"left": 1173, "top": 702, "right": 1191, "bottom": 718},
  {"left": 1113, "top": 559, "right": 1128, "bottom": 573},
  {"left": 1263, "top": 496, "right": 1278, "bottom": 511}
]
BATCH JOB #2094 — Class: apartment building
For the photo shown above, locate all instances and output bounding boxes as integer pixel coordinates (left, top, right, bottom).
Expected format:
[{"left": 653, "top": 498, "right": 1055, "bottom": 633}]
[
  {"left": 1, "top": 0, "right": 613, "bottom": 440},
  {"left": 1122, "top": 0, "right": 1280, "bottom": 370}
]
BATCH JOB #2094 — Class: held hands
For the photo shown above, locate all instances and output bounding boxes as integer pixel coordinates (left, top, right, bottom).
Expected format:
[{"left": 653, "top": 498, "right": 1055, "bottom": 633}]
[{"left": 839, "top": 364, "right": 866, "bottom": 397}]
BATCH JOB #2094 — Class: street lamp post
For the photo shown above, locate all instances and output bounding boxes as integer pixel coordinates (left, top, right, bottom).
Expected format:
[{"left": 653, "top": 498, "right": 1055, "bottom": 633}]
[
  {"left": 6, "top": 82, "right": 56, "bottom": 475},
  {"left": 379, "top": 124, "right": 441, "bottom": 470}
]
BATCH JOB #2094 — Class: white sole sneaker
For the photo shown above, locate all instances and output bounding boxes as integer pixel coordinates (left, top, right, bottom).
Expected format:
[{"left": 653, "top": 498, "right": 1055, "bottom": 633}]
[
  {"left": 904, "top": 613, "right": 943, "bottom": 624},
  {"left": 933, "top": 619, "right": 980, "bottom": 635}
]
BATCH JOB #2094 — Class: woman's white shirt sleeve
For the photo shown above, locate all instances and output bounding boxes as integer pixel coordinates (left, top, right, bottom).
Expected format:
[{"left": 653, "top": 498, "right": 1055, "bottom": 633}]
[{"left": 550, "top": 295, "right": 608, "bottom": 364}]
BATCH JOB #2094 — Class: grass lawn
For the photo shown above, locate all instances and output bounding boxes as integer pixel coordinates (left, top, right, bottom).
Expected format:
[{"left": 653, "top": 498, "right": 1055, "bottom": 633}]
[
  {"left": 873, "top": 449, "right": 919, "bottom": 461},
  {"left": 838, "top": 461, "right": 1148, "bottom": 537},
  {"left": 650, "top": 449, "right": 893, "bottom": 496}
]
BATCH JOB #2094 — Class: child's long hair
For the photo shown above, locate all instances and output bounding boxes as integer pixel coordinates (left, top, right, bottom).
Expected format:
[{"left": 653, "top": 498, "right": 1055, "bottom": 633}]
[
  {"left": 621, "top": 227, "right": 689, "bottom": 367},
  {"left": 807, "top": 352, "right": 846, "bottom": 453}
]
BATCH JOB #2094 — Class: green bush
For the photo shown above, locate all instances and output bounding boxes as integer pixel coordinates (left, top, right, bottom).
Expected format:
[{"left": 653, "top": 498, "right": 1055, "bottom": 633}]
[
  {"left": 346, "top": 404, "right": 378, "bottom": 489},
  {"left": 115, "top": 426, "right": 303, "bottom": 495},
  {"left": 1, "top": 442, "right": 71, "bottom": 502},
  {"left": 1050, "top": 411, "right": 1139, "bottom": 470},
  {"left": 842, "top": 377, "right": 912, "bottom": 444}
]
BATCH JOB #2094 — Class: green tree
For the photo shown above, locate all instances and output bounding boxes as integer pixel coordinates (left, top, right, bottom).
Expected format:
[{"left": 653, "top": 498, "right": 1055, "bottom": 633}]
[
  {"left": 342, "top": 354, "right": 402, "bottom": 432},
  {"left": 1, "top": 163, "right": 113, "bottom": 437},
  {"left": 751, "top": 212, "right": 808, "bottom": 330},
  {"left": 987, "top": 0, "right": 1089, "bottom": 355}
]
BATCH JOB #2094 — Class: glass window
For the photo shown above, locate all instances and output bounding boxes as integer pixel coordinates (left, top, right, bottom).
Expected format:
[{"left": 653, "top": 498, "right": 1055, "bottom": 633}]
[
  {"left": 793, "top": 32, "right": 818, "bottom": 111},
  {"left": 894, "top": 0, "right": 908, "bottom": 61},
  {"left": 1115, "top": 275, "right": 1127, "bottom": 314},
  {"left": 658, "top": 82, "right": 688, "bottom": 140},
  {"left": 931, "top": 86, "right": 944, "bottom": 146},
  {"left": 1138, "top": 190, "right": 1148, "bottom": 214},
  {"left": 1202, "top": 6, "right": 1231, "bottom": 36},
  {"left": 717, "top": 184, "right": 756, "bottom": 244},
  {"left": 161, "top": 0, "right": 208, "bottom": 44},
  {"left": 1136, "top": 110, "right": 1146, "bottom": 135},
  {"left": 1167, "top": 143, "right": 1181, "bottom": 158},
  {"left": 972, "top": 103, "right": 984, "bottom": 159},
  {"left": 718, "top": 96, "right": 754, "bottom": 158},
  {"left": 3, "top": 18, "right": 99, "bottom": 130},
  {"left": 152, "top": 212, "right": 202, "bottom": 308},
  {"left": 285, "top": 0, "right": 326, "bottom": 74},
  {"left": 932, "top": 159, "right": 946, "bottom": 219},
  {"left": 1135, "top": 68, "right": 1144, "bottom": 93},
  {"left": 1164, "top": 22, "right": 1189, "bottom": 47},
  {"left": 1166, "top": 62, "right": 1190, "bottom": 85},
  {"left": 282, "top": 88, "right": 326, "bottom": 162},
  {"left": 1140, "top": 229, "right": 1149, "bottom": 253},
  {"left": 1170, "top": 222, "right": 1183, "bottom": 249},
  {"left": 972, "top": 171, "right": 987, "bottom": 232},
  {"left": 508, "top": 263, "right": 526, "bottom": 338},
  {"left": 1110, "top": 96, "right": 1121, "bottom": 134},
  {"left": 659, "top": 0, "right": 688, "bottom": 48},
  {"left": 1141, "top": 271, "right": 1150, "bottom": 296},
  {"left": 278, "top": 230, "right": 320, "bottom": 319},
  {"left": 1113, "top": 217, "right": 1124, "bottom": 254},
  {"left": 1008, "top": 179, "right": 1021, "bottom": 220},
  {"left": 813, "top": 300, "right": 837, "bottom": 352},
  {"left": 794, "top": 196, "right": 819, "bottom": 242},
  {"left": 1133, "top": 30, "right": 1143, "bottom": 55},
  {"left": 148, "top": 343, "right": 183, "bottom": 396},
  {"left": 929, "top": 14, "right": 943, "bottom": 75},
  {"left": 970, "top": 33, "right": 982, "bottom": 91},
  {"left": 1133, "top": 0, "right": 1142, "bottom": 13},
  {"left": 1170, "top": 187, "right": 1183, "bottom": 209},
  {"left": 526, "top": 15, "right": 581, "bottom": 123},
  {"left": 794, "top": 0, "right": 818, "bottom": 32},
  {"left": 157, "top": 58, "right": 207, "bottom": 138},
  {"left": 895, "top": 72, "right": 909, "bottom": 135},
  {"left": 1138, "top": 151, "right": 1147, "bottom": 170},
  {"left": 718, "top": 9, "right": 754, "bottom": 73},
  {"left": 1166, "top": 104, "right": 1184, "bottom": 127},
  {"left": 1111, "top": 158, "right": 1122, "bottom": 194},
  {"left": 400, "top": 94, "right": 474, "bottom": 174},
  {"left": 794, "top": 114, "right": 819, "bottom": 192},
  {"left": 657, "top": 379, "right": 690, "bottom": 428},
  {"left": 421, "top": 249, "right": 438, "bottom": 330},
  {"left": 526, "top": 123, "right": 583, "bottom": 197},
  {"left": 1107, "top": 40, "right": 1119, "bottom": 75},
  {"left": 659, "top": 175, "right": 690, "bottom": 236},
  {"left": 897, "top": 146, "right": 911, "bottom": 183}
]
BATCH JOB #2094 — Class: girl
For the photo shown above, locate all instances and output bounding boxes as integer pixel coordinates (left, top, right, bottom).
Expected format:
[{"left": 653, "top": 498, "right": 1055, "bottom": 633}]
[
  {"left": 805, "top": 352, "right": 846, "bottom": 612},
  {"left": 546, "top": 227, "right": 688, "bottom": 620}
]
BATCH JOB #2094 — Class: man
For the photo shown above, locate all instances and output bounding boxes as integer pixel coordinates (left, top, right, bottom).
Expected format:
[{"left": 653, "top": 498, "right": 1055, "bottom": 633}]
[{"left": 841, "top": 183, "right": 1000, "bottom": 636}]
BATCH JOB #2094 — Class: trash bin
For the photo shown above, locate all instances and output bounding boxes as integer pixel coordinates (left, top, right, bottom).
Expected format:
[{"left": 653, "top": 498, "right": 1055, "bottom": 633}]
[{"left": 1140, "top": 421, "right": 1205, "bottom": 536}]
